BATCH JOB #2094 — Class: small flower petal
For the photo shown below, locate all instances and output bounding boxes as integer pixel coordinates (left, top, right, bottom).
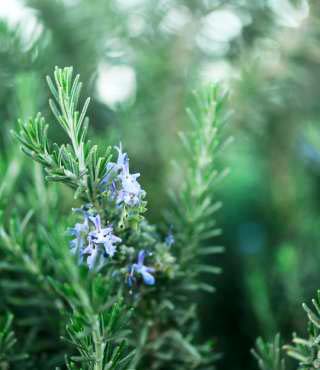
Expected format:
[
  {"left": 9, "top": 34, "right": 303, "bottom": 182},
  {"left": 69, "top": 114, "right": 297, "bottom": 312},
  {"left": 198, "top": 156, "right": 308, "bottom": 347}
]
[
  {"left": 137, "top": 250, "right": 145, "bottom": 266},
  {"left": 141, "top": 269, "right": 155, "bottom": 285}
]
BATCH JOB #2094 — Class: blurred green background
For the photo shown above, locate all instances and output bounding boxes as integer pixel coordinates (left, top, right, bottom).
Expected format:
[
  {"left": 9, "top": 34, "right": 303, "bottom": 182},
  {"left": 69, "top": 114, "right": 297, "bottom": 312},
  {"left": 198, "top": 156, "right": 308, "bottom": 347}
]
[{"left": 0, "top": 0, "right": 319, "bottom": 369}]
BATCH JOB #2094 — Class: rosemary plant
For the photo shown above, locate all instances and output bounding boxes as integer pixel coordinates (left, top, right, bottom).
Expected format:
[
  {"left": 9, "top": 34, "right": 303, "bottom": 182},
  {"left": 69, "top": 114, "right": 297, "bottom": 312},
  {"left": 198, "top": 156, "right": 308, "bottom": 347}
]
[
  {"left": 252, "top": 334, "right": 286, "bottom": 370},
  {"left": 283, "top": 292, "right": 320, "bottom": 369},
  {"left": 5, "top": 66, "right": 228, "bottom": 369},
  {"left": 0, "top": 313, "right": 28, "bottom": 366},
  {"left": 253, "top": 292, "right": 320, "bottom": 370}
]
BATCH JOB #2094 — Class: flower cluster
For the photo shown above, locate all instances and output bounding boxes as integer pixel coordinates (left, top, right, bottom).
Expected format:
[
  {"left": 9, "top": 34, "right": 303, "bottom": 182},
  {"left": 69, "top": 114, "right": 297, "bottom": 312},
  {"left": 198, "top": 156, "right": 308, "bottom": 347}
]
[
  {"left": 101, "top": 144, "right": 145, "bottom": 207},
  {"left": 85, "top": 214, "right": 121, "bottom": 270},
  {"left": 69, "top": 210, "right": 121, "bottom": 271},
  {"left": 69, "top": 209, "right": 156, "bottom": 285},
  {"left": 68, "top": 145, "right": 160, "bottom": 286}
]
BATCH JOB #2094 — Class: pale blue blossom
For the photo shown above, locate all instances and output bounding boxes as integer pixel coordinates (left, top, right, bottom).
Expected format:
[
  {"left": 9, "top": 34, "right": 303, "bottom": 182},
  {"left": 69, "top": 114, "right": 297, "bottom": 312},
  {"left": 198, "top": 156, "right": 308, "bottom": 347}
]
[
  {"left": 69, "top": 209, "right": 89, "bottom": 262},
  {"left": 101, "top": 144, "right": 145, "bottom": 207},
  {"left": 83, "top": 240, "right": 106, "bottom": 271},
  {"left": 82, "top": 214, "right": 121, "bottom": 270},
  {"left": 108, "top": 143, "right": 129, "bottom": 173},
  {"left": 128, "top": 250, "right": 155, "bottom": 286}
]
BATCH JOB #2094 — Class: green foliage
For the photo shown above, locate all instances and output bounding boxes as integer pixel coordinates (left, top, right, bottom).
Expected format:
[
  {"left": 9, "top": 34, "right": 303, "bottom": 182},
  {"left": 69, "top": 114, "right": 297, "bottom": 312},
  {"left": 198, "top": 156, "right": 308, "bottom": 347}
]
[
  {"left": 14, "top": 67, "right": 111, "bottom": 202},
  {"left": 168, "top": 85, "right": 229, "bottom": 280},
  {"left": 0, "top": 211, "right": 65, "bottom": 368},
  {"left": 253, "top": 292, "right": 320, "bottom": 370},
  {"left": 0, "top": 201, "right": 133, "bottom": 369},
  {"left": 46, "top": 232, "right": 133, "bottom": 370},
  {"left": 132, "top": 86, "right": 229, "bottom": 370},
  {"left": 4, "top": 1, "right": 318, "bottom": 368},
  {"left": 0, "top": 312, "right": 28, "bottom": 367},
  {"left": 252, "top": 334, "right": 286, "bottom": 370},
  {"left": 284, "top": 292, "right": 320, "bottom": 369}
]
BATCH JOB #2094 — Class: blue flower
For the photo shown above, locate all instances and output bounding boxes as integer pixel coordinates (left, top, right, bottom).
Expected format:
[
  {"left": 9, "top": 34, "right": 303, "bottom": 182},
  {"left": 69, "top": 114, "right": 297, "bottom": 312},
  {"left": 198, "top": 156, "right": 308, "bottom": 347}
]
[
  {"left": 128, "top": 250, "right": 155, "bottom": 286},
  {"left": 101, "top": 144, "right": 128, "bottom": 184},
  {"left": 117, "top": 170, "right": 143, "bottom": 207},
  {"left": 69, "top": 210, "right": 89, "bottom": 261},
  {"left": 108, "top": 143, "right": 129, "bottom": 173},
  {"left": 83, "top": 241, "right": 102, "bottom": 270},
  {"left": 103, "top": 230, "right": 121, "bottom": 257},
  {"left": 101, "top": 144, "right": 145, "bottom": 207},
  {"left": 82, "top": 214, "right": 121, "bottom": 270},
  {"left": 89, "top": 214, "right": 112, "bottom": 243}
]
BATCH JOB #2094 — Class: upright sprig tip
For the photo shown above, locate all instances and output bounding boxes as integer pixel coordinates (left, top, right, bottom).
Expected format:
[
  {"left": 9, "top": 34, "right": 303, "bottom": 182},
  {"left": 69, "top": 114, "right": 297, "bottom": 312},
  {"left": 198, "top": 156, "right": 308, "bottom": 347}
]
[{"left": 46, "top": 67, "right": 90, "bottom": 172}]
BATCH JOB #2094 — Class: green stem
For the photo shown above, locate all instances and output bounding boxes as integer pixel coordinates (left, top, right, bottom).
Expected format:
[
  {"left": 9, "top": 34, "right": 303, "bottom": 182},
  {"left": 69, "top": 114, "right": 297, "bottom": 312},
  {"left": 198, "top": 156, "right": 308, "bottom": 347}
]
[
  {"left": 76, "top": 284, "right": 105, "bottom": 370},
  {"left": 92, "top": 315, "right": 105, "bottom": 370}
]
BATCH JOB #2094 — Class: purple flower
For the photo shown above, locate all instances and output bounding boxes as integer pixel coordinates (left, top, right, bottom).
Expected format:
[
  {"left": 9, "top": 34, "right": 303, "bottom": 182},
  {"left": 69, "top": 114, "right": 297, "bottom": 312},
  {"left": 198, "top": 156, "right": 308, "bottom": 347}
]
[
  {"left": 101, "top": 144, "right": 145, "bottom": 207},
  {"left": 128, "top": 250, "right": 155, "bottom": 286}
]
